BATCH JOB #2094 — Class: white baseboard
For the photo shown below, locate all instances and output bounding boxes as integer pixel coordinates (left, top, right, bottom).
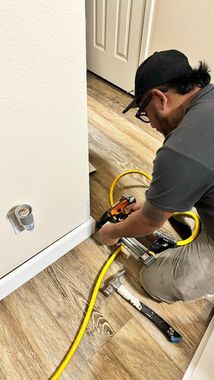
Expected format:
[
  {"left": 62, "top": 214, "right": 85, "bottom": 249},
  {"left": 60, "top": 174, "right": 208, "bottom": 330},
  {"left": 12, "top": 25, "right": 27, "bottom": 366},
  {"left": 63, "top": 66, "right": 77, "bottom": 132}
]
[
  {"left": 0, "top": 217, "right": 95, "bottom": 300},
  {"left": 89, "top": 162, "right": 96, "bottom": 173}
]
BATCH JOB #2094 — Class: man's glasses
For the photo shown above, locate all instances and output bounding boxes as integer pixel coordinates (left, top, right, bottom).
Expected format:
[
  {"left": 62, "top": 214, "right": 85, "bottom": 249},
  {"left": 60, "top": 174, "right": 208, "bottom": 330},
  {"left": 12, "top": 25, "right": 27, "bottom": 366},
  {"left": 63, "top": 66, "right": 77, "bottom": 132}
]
[{"left": 135, "top": 93, "right": 153, "bottom": 123}]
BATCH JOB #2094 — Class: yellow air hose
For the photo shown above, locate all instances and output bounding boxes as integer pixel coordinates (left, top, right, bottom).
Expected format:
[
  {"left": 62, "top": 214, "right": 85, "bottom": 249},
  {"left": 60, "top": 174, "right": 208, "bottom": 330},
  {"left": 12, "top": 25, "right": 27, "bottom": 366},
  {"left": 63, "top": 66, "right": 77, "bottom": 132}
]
[
  {"left": 50, "top": 245, "right": 122, "bottom": 380},
  {"left": 51, "top": 169, "right": 201, "bottom": 379}
]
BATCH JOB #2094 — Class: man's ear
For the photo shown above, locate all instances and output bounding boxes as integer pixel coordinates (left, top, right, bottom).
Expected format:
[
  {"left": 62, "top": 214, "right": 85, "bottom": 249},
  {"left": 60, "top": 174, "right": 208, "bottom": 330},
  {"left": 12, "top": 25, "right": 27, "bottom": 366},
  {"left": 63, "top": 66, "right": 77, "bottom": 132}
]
[{"left": 152, "top": 88, "right": 168, "bottom": 111}]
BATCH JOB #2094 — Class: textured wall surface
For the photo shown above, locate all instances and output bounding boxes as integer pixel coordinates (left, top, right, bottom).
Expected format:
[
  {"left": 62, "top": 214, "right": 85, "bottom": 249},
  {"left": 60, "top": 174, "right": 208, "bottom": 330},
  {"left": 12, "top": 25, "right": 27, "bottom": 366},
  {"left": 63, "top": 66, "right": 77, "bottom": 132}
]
[
  {"left": 149, "top": 0, "right": 214, "bottom": 76},
  {"left": 0, "top": 1, "right": 90, "bottom": 276}
]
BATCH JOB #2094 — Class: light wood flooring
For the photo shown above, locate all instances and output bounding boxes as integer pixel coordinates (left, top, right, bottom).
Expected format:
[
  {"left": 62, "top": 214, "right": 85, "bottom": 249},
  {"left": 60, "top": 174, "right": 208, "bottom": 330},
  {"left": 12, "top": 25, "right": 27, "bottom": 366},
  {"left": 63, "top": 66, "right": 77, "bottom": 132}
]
[{"left": 0, "top": 72, "right": 213, "bottom": 380}]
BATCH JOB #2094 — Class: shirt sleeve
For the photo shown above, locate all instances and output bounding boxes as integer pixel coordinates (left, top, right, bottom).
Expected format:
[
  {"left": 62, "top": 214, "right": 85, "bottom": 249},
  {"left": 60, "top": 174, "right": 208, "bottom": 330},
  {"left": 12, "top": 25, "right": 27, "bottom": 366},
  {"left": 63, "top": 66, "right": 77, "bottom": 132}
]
[{"left": 146, "top": 146, "right": 211, "bottom": 212}]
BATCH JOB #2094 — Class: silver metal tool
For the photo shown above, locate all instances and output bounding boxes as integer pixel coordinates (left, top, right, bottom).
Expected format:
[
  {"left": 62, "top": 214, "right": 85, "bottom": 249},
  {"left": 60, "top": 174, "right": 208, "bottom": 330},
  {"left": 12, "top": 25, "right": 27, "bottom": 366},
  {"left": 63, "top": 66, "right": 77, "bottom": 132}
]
[
  {"left": 121, "top": 237, "right": 156, "bottom": 267},
  {"left": 101, "top": 269, "right": 182, "bottom": 343}
]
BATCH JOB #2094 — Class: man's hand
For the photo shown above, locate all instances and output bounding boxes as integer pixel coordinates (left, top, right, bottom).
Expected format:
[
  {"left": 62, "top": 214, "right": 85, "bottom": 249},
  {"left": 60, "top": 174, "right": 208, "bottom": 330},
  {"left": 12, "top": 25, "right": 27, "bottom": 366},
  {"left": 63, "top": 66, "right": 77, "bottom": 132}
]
[
  {"left": 98, "top": 223, "right": 120, "bottom": 246},
  {"left": 98, "top": 199, "right": 173, "bottom": 247},
  {"left": 124, "top": 202, "right": 143, "bottom": 214},
  {"left": 99, "top": 203, "right": 143, "bottom": 246}
]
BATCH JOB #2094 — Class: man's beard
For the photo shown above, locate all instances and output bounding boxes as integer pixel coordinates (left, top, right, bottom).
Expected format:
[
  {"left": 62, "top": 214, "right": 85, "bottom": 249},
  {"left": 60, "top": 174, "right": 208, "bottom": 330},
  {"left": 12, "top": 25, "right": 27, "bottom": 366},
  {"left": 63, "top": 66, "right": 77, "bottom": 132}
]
[{"left": 153, "top": 104, "right": 186, "bottom": 138}]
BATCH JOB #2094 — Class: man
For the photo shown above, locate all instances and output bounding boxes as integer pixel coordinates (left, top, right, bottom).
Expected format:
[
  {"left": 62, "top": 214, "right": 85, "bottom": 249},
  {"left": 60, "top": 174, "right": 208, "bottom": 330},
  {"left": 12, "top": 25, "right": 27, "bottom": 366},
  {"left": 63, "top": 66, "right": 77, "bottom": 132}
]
[{"left": 99, "top": 49, "right": 214, "bottom": 303}]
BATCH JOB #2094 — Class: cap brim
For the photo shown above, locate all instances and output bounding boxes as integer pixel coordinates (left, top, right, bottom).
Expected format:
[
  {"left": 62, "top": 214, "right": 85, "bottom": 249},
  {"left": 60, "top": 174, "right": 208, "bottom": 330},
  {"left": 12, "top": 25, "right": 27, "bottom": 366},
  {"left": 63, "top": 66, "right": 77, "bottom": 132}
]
[{"left": 122, "top": 98, "right": 137, "bottom": 114}]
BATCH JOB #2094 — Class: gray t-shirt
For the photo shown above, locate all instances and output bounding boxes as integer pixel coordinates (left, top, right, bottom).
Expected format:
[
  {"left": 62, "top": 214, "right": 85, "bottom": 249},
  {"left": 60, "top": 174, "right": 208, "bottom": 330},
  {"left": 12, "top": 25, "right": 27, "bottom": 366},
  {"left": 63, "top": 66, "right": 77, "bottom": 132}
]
[{"left": 146, "top": 83, "right": 214, "bottom": 239}]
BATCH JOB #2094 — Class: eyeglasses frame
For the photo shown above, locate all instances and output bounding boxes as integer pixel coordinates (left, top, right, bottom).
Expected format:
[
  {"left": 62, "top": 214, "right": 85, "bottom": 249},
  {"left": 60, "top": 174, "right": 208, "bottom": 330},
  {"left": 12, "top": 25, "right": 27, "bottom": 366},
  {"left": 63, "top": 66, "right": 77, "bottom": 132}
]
[
  {"left": 135, "top": 93, "right": 153, "bottom": 123},
  {"left": 135, "top": 87, "right": 169, "bottom": 123}
]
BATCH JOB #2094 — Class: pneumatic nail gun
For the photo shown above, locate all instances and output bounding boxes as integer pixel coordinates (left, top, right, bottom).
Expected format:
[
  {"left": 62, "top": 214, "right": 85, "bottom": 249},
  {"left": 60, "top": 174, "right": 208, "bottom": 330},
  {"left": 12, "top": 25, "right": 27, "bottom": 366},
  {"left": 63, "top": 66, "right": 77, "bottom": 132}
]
[
  {"left": 96, "top": 195, "right": 177, "bottom": 267},
  {"left": 96, "top": 194, "right": 136, "bottom": 229}
]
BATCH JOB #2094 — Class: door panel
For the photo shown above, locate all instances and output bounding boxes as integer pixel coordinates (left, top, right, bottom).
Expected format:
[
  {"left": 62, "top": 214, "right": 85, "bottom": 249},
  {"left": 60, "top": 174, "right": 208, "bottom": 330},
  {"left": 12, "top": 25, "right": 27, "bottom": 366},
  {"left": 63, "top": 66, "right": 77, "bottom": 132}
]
[
  {"left": 95, "top": 0, "right": 107, "bottom": 50},
  {"left": 86, "top": 0, "right": 146, "bottom": 92},
  {"left": 115, "top": 0, "right": 132, "bottom": 61}
]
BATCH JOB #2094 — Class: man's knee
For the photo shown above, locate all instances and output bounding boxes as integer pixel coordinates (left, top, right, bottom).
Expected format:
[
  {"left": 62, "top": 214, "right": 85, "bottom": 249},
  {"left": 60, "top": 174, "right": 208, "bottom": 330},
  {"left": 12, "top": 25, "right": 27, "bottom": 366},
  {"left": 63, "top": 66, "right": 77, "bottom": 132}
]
[
  {"left": 139, "top": 265, "right": 177, "bottom": 303},
  {"left": 139, "top": 246, "right": 196, "bottom": 303}
]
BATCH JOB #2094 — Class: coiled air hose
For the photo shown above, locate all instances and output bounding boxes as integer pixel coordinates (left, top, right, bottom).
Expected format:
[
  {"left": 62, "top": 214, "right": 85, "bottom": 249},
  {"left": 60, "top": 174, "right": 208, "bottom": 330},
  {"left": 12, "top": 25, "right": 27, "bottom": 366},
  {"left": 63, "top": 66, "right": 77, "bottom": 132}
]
[
  {"left": 50, "top": 169, "right": 201, "bottom": 379},
  {"left": 109, "top": 170, "right": 201, "bottom": 246}
]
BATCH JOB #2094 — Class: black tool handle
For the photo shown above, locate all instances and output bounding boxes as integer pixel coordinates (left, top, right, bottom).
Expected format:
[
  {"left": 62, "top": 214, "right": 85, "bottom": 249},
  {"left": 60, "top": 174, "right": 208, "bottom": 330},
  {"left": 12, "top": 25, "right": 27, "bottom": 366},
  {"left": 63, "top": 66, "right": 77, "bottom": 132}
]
[{"left": 140, "top": 302, "right": 182, "bottom": 343}]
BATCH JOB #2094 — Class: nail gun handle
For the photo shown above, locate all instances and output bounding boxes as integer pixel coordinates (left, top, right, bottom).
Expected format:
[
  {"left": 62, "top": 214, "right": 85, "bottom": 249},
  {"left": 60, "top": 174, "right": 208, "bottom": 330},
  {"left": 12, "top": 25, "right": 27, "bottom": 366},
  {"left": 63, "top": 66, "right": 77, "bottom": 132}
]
[
  {"left": 139, "top": 302, "right": 182, "bottom": 343},
  {"left": 96, "top": 194, "right": 136, "bottom": 229}
]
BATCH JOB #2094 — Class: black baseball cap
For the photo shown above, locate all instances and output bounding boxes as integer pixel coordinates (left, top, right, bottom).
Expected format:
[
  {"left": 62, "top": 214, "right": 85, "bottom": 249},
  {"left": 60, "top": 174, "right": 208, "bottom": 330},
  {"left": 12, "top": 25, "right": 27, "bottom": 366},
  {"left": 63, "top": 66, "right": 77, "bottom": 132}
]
[{"left": 123, "top": 49, "right": 193, "bottom": 113}]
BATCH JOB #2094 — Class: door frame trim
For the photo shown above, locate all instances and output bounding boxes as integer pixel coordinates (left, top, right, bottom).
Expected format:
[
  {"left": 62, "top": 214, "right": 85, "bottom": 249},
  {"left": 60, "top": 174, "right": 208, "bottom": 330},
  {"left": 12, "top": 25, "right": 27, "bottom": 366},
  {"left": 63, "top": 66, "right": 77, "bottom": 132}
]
[
  {"left": 0, "top": 217, "right": 95, "bottom": 300},
  {"left": 183, "top": 312, "right": 214, "bottom": 379}
]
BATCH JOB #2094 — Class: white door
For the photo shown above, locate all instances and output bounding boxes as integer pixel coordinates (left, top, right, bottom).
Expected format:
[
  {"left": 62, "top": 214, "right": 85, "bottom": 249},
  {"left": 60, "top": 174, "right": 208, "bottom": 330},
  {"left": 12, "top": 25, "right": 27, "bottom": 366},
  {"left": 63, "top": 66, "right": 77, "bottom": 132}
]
[
  {"left": 0, "top": 1, "right": 90, "bottom": 278},
  {"left": 86, "top": 0, "right": 147, "bottom": 92}
]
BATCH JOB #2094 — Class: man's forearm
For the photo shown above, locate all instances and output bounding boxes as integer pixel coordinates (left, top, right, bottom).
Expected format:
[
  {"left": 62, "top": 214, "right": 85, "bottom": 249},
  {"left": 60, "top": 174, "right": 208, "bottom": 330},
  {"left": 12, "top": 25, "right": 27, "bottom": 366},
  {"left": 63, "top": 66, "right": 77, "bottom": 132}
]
[
  {"left": 98, "top": 200, "right": 173, "bottom": 246},
  {"left": 110, "top": 206, "right": 160, "bottom": 240}
]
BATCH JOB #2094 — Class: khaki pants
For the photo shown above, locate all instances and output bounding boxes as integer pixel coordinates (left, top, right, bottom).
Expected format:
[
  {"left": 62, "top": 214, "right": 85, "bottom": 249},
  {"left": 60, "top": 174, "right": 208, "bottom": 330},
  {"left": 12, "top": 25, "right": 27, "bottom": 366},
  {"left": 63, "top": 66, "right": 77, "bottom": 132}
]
[{"left": 140, "top": 229, "right": 214, "bottom": 303}]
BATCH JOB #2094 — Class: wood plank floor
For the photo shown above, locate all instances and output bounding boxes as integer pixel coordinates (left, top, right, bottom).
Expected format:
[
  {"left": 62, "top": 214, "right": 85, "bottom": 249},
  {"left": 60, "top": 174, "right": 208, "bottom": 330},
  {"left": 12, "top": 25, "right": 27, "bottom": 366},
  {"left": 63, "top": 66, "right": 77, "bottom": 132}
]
[{"left": 0, "top": 72, "right": 213, "bottom": 380}]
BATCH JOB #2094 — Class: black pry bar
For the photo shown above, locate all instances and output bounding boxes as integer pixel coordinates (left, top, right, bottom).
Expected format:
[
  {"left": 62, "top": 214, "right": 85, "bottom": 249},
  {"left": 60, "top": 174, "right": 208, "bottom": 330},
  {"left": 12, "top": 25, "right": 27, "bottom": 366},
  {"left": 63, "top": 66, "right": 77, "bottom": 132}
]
[{"left": 139, "top": 301, "right": 182, "bottom": 343}]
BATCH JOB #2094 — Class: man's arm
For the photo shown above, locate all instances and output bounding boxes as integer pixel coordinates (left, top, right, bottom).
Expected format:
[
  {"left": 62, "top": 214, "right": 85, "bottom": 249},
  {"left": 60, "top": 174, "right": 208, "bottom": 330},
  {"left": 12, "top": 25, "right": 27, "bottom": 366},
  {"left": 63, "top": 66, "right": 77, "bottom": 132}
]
[{"left": 99, "top": 199, "right": 174, "bottom": 246}]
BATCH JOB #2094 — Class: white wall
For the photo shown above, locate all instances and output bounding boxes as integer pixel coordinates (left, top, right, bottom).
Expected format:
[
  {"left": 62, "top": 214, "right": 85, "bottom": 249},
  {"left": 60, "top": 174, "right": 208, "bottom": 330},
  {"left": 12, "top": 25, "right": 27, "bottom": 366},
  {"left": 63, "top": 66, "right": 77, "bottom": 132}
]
[
  {"left": 148, "top": 0, "right": 214, "bottom": 77},
  {"left": 0, "top": 1, "right": 90, "bottom": 277}
]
